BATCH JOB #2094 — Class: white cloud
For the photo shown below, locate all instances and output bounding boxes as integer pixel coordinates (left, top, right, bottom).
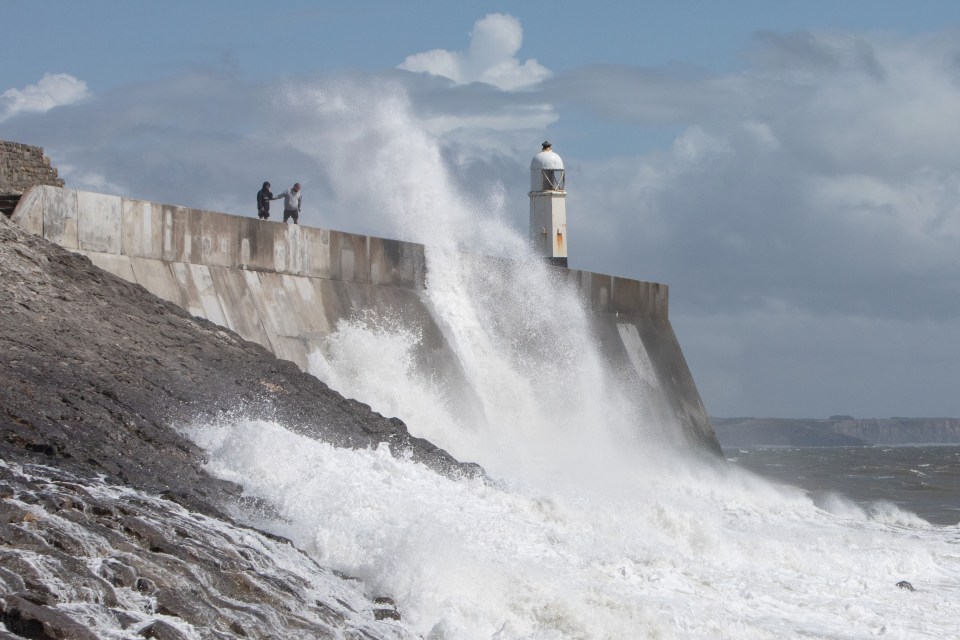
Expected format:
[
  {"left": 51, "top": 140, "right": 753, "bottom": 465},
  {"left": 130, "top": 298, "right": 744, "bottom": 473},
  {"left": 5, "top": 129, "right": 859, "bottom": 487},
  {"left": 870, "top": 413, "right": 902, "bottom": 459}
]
[
  {"left": 741, "top": 120, "right": 780, "bottom": 151},
  {"left": 420, "top": 108, "right": 557, "bottom": 136},
  {"left": 399, "top": 49, "right": 461, "bottom": 82},
  {"left": 670, "top": 125, "right": 732, "bottom": 165},
  {"left": 57, "top": 165, "right": 126, "bottom": 197},
  {"left": 563, "top": 30, "right": 960, "bottom": 309},
  {"left": 398, "top": 14, "right": 551, "bottom": 90},
  {"left": 0, "top": 73, "right": 90, "bottom": 123}
]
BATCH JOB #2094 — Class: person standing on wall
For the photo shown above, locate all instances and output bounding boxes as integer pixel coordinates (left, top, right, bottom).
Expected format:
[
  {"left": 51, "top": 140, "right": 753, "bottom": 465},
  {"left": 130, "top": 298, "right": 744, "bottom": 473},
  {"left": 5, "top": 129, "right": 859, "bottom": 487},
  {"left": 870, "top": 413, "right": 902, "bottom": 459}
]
[
  {"left": 280, "top": 183, "right": 302, "bottom": 224},
  {"left": 257, "top": 181, "right": 280, "bottom": 220}
]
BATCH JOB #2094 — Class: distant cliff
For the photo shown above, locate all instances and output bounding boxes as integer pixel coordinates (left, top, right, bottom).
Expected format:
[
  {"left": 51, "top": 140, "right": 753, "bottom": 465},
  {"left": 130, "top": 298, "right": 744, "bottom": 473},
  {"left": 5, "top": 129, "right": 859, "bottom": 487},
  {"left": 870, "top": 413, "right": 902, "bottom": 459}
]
[
  {"left": 714, "top": 416, "right": 960, "bottom": 447},
  {"left": 828, "top": 417, "right": 960, "bottom": 445}
]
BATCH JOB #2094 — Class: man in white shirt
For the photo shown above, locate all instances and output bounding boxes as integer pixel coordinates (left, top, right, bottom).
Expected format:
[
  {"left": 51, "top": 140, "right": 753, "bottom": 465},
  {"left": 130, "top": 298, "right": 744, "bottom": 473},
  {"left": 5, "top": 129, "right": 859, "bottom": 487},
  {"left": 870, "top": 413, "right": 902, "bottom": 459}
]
[{"left": 280, "top": 183, "right": 302, "bottom": 224}]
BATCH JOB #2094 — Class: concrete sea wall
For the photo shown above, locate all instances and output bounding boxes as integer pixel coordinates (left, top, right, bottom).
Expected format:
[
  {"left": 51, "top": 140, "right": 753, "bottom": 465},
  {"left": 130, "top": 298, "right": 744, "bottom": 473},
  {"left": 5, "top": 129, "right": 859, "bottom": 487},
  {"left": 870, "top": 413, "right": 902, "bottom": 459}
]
[{"left": 12, "top": 185, "right": 721, "bottom": 454}]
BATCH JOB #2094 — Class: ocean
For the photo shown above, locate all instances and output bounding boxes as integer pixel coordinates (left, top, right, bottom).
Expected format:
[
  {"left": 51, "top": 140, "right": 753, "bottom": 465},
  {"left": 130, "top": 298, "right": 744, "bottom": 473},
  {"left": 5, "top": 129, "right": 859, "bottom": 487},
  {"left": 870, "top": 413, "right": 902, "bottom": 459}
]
[
  {"left": 184, "top": 93, "right": 960, "bottom": 638},
  {"left": 725, "top": 444, "right": 960, "bottom": 526}
]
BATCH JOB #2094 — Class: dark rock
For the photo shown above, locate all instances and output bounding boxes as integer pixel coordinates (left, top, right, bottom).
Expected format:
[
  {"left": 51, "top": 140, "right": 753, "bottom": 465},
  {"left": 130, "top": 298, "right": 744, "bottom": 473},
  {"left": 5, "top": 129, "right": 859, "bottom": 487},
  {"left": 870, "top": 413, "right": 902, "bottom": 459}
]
[
  {"left": 108, "top": 607, "right": 142, "bottom": 629},
  {"left": 8, "top": 590, "right": 51, "bottom": 606},
  {"left": 122, "top": 515, "right": 176, "bottom": 553},
  {"left": 0, "top": 567, "right": 25, "bottom": 594},
  {"left": 154, "top": 587, "right": 221, "bottom": 626},
  {"left": 0, "top": 557, "right": 56, "bottom": 602},
  {"left": 138, "top": 619, "right": 192, "bottom": 639},
  {"left": 0, "top": 519, "right": 53, "bottom": 552},
  {"left": 98, "top": 558, "right": 139, "bottom": 588},
  {"left": 374, "top": 608, "right": 401, "bottom": 621},
  {"left": 373, "top": 595, "right": 400, "bottom": 621},
  {"left": 33, "top": 524, "right": 91, "bottom": 558},
  {"left": 0, "top": 594, "right": 99, "bottom": 640},
  {"left": 896, "top": 580, "right": 916, "bottom": 591},
  {"left": 135, "top": 577, "right": 157, "bottom": 595}
]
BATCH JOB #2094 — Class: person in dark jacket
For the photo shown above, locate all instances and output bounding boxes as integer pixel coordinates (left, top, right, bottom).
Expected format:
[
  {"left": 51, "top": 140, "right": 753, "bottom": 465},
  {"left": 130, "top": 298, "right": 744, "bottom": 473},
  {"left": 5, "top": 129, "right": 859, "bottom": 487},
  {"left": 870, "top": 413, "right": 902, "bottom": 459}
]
[{"left": 257, "top": 181, "right": 279, "bottom": 219}]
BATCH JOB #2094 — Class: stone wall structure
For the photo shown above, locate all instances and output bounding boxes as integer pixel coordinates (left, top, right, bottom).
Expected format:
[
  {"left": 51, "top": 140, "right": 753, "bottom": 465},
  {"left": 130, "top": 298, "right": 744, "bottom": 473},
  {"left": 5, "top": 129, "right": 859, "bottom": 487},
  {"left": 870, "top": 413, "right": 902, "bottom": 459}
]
[
  {"left": 0, "top": 140, "right": 64, "bottom": 217},
  {"left": 12, "top": 184, "right": 722, "bottom": 455},
  {"left": 0, "top": 140, "right": 64, "bottom": 193}
]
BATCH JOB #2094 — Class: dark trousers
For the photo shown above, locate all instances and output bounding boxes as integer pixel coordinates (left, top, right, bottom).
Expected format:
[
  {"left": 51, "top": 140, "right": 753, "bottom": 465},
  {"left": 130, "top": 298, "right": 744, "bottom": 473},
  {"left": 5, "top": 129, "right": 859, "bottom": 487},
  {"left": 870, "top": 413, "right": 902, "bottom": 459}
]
[
  {"left": 284, "top": 209, "right": 299, "bottom": 224},
  {"left": 258, "top": 210, "right": 269, "bottom": 220}
]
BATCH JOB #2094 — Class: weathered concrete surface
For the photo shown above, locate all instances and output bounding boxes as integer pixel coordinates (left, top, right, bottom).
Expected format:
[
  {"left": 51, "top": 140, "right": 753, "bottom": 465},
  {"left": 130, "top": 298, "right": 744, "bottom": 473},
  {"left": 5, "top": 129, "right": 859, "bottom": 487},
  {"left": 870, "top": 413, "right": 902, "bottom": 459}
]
[{"left": 13, "top": 185, "right": 721, "bottom": 454}]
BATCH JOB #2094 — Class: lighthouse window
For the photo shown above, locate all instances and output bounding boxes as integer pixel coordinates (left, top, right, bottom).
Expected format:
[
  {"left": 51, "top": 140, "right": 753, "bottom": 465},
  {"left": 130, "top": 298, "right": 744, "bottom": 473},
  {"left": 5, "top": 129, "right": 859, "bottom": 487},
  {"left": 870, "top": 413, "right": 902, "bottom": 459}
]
[{"left": 541, "top": 169, "right": 565, "bottom": 191}]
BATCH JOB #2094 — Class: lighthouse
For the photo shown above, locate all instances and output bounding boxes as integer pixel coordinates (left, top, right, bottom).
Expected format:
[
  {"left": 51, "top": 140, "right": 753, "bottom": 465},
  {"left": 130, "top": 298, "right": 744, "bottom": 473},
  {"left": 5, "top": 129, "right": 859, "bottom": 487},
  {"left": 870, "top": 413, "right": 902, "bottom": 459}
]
[{"left": 529, "top": 141, "right": 567, "bottom": 267}]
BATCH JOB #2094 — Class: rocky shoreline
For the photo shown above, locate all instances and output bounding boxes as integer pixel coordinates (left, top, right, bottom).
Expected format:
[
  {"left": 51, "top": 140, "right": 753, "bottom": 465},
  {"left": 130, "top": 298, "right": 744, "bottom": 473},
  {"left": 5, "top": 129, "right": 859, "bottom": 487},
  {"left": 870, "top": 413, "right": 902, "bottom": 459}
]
[{"left": 0, "top": 214, "right": 479, "bottom": 638}]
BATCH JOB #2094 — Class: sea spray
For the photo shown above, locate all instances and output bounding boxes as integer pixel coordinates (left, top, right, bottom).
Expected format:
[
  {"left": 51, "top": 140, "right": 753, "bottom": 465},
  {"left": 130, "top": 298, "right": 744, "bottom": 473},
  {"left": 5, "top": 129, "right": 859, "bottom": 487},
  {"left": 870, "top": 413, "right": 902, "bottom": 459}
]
[
  {"left": 188, "top": 82, "right": 960, "bottom": 638},
  {"left": 308, "top": 310, "right": 470, "bottom": 458},
  {"left": 301, "top": 83, "right": 678, "bottom": 482}
]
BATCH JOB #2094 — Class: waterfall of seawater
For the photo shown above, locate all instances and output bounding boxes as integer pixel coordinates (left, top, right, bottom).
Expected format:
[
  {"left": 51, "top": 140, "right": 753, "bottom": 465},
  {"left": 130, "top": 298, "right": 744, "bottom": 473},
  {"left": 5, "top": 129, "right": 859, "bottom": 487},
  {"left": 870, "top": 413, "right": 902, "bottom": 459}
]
[
  {"left": 185, "top": 88, "right": 960, "bottom": 638},
  {"left": 308, "top": 246, "right": 664, "bottom": 487}
]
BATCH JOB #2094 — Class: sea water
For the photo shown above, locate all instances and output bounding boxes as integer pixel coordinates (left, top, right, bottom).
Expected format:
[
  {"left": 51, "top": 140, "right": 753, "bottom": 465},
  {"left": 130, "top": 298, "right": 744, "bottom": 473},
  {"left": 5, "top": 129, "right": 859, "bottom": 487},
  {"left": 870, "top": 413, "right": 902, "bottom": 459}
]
[
  {"left": 186, "top": 86, "right": 960, "bottom": 638},
  {"left": 727, "top": 445, "right": 960, "bottom": 526}
]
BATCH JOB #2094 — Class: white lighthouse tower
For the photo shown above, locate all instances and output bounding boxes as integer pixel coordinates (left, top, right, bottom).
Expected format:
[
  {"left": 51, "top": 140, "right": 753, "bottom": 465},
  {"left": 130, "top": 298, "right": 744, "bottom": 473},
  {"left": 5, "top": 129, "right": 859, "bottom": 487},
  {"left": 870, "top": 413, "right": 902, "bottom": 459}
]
[{"left": 529, "top": 140, "right": 567, "bottom": 267}]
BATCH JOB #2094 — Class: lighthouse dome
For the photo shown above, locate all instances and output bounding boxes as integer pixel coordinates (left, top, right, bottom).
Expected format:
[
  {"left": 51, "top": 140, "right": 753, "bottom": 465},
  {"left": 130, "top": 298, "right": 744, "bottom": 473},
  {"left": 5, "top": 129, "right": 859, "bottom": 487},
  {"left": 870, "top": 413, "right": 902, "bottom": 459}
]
[
  {"left": 530, "top": 149, "right": 564, "bottom": 171},
  {"left": 530, "top": 149, "right": 565, "bottom": 192}
]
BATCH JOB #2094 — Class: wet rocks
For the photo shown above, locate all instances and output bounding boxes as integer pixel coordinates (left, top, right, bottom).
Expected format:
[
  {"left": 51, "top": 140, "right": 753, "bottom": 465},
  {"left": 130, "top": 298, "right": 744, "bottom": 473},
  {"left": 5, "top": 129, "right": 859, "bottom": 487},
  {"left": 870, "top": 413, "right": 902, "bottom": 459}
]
[
  {"left": 374, "top": 596, "right": 402, "bottom": 621},
  {"left": 0, "top": 593, "right": 99, "bottom": 640},
  {"left": 0, "top": 462, "right": 413, "bottom": 638}
]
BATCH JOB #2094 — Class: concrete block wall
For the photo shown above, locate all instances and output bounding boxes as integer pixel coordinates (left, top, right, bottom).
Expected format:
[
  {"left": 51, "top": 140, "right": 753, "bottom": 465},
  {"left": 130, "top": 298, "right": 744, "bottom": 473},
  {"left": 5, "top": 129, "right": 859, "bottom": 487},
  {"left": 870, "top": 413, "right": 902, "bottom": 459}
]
[{"left": 12, "top": 185, "right": 720, "bottom": 454}]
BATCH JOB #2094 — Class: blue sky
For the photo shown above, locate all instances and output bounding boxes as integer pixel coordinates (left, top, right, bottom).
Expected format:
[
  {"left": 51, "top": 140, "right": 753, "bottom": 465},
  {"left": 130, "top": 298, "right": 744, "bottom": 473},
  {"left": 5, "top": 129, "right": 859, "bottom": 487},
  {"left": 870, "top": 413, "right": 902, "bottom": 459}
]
[{"left": 5, "top": 1, "right": 960, "bottom": 419}]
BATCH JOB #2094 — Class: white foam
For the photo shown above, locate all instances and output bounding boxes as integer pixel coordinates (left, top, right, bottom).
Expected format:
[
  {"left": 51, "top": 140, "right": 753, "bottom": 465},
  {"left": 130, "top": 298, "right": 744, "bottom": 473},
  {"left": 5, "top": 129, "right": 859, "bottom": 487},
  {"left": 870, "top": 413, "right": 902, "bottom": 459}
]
[
  {"left": 186, "top": 417, "right": 960, "bottom": 639},
  {"left": 187, "top": 83, "right": 960, "bottom": 638}
]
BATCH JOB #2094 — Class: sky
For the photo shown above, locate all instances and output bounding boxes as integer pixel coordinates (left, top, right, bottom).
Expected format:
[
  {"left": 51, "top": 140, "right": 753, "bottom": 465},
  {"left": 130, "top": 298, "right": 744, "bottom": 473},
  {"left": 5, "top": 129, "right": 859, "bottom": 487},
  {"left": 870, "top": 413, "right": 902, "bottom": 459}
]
[{"left": 4, "top": 1, "right": 960, "bottom": 419}]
